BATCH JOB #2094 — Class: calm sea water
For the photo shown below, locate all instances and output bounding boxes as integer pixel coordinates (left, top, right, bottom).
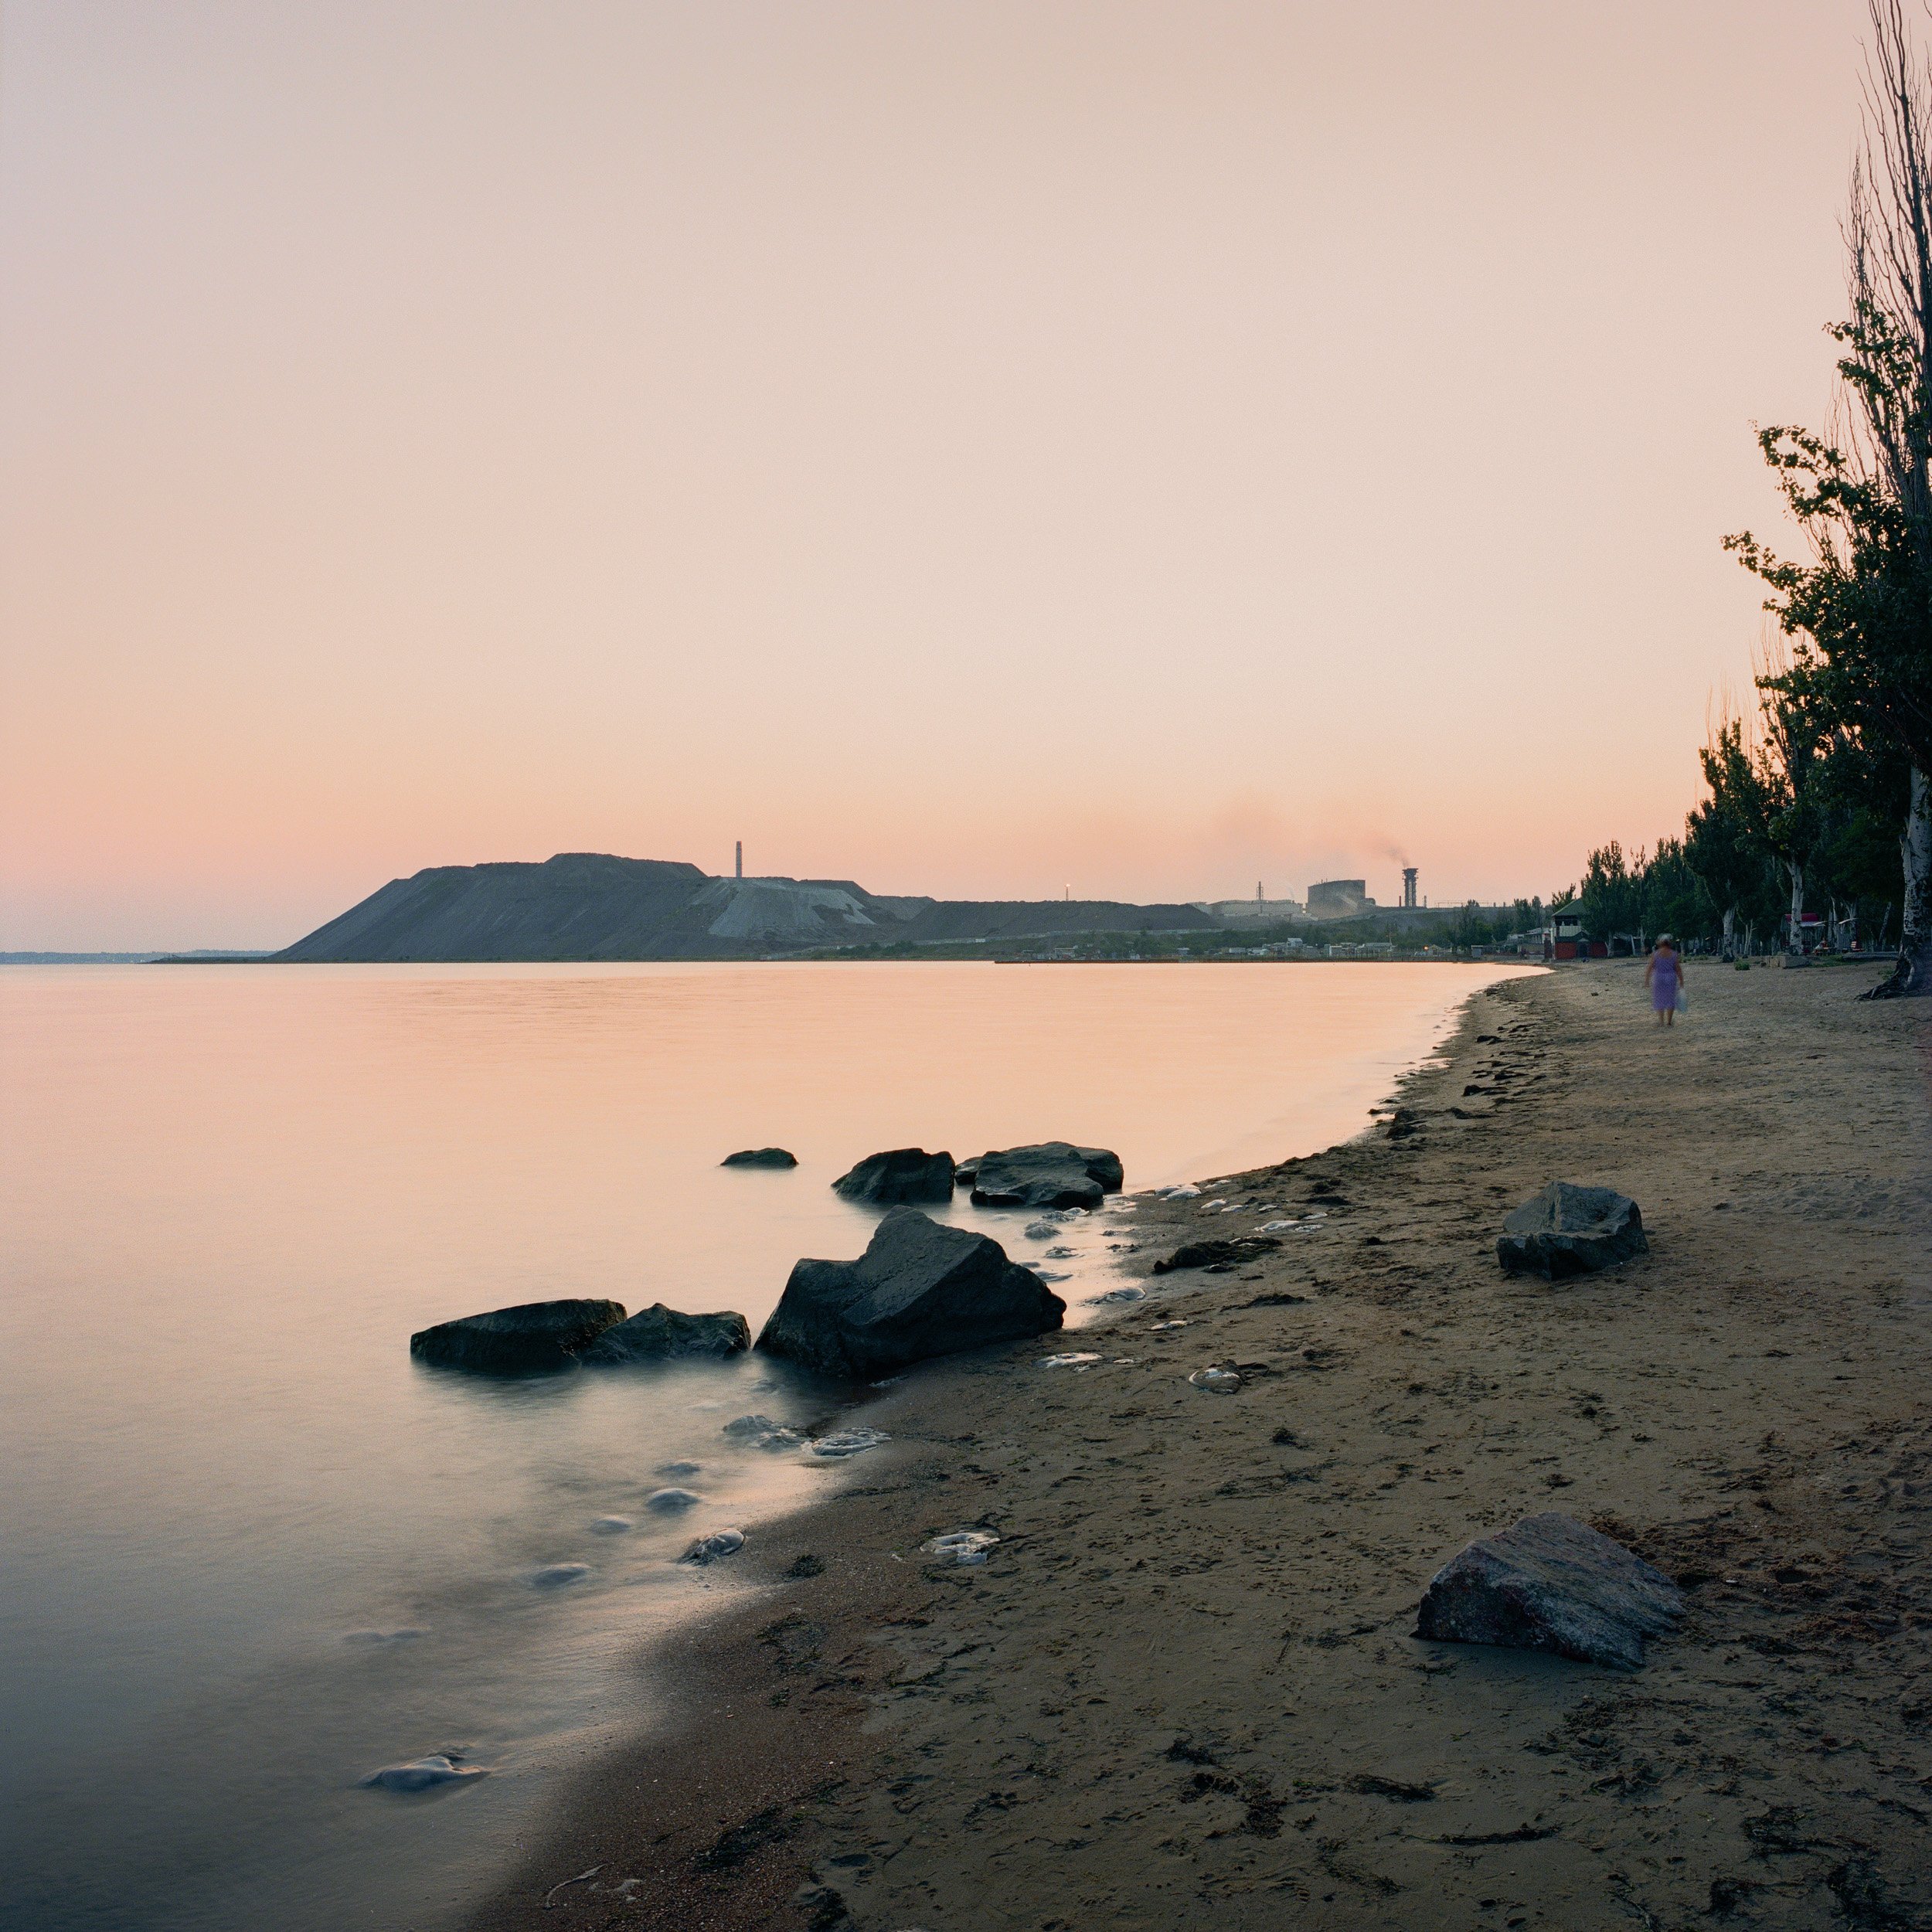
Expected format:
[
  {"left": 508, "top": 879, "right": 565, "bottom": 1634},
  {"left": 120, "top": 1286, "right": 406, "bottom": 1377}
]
[{"left": 0, "top": 960, "right": 1532, "bottom": 1931}]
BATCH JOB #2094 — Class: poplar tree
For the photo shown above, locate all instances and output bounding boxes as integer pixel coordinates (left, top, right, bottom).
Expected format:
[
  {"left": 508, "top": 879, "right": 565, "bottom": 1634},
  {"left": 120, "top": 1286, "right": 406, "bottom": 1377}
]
[{"left": 1726, "top": 0, "right": 1932, "bottom": 994}]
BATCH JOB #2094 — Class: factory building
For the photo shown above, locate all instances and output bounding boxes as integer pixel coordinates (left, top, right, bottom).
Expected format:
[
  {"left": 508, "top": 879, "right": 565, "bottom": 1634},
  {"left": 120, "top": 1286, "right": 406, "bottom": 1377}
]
[{"left": 1305, "top": 879, "right": 1373, "bottom": 920}]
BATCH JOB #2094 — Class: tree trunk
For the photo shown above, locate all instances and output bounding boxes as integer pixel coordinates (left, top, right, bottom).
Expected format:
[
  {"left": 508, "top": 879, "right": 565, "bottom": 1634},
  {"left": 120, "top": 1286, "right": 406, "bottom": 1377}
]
[
  {"left": 1721, "top": 906, "right": 1736, "bottom": 958},
  {"left": 1786, "top": 861, "right": 1805, "bottom": 954},
  {"left": 1865, "top": 765, "right": 1932, "bottom": 998}
]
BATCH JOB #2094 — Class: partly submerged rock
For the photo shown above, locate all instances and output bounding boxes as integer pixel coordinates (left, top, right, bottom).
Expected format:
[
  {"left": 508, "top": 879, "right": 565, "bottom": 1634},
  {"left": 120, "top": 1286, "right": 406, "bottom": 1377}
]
[
  {"left": 757, "top": 1208, "right": 1064, "bottom": 1379},
  {"left": 578, "top": 1304, "right": 750, "bottom": 1365},
  {"left": 589, "top": 1516, "right": 633, "bottom": 1536},
  {"left": 721, "top": 1413, "right": 808, "bottom": 1451},
  {"left": 1414, "top": 1512, "right": 1682, "bottom": 1668},
  {"left": 722, "top": 1147, "right": 798, "bottom": 1168},
  {"left": 1496, "top": 1183, "right": 1648, "bottom": 1281},
  {"left": 970, "top": 1143, "right": 1123, "bottom": 1210},
  {"left": 1151, "top": 1236, "right": 1281, "bottom": 1274},
  {"left": 359, "top": 1753, "right": 487, "bottom": 1793},
  {"left": 409, "top": 1298, "right": 626, "bottom": 1375},
  {"left": 831, "top": 1147, "right": 956, "bottom": 1205},
  {"left": 681, "top": 1528, "right": 746, "bottom": 1565},
  {"left": 645, "top": 1487, "right": 702, "bottom": 1513},
  {"left": 531, "top": 1562, "right": 590, "bottom": 1588}
]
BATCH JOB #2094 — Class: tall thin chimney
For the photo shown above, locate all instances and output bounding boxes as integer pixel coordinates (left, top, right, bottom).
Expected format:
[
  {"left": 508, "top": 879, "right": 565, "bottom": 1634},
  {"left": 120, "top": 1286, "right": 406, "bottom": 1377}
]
[{"left": 735, "top": 841, "right": 743, "bottom": 880}]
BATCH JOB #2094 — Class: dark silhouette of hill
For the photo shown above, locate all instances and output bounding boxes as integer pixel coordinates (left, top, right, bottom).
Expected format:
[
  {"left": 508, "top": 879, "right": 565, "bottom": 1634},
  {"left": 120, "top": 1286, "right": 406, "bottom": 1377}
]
[{"left": 276, "top": 853, "right": 1222, "bottom": 961}]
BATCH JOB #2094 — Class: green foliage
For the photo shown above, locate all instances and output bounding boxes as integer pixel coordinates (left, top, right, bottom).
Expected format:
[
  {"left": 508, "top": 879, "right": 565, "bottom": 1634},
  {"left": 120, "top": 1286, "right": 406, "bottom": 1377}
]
[
  {"left": 1570, "top": 838, "right": 1734, "bottom": 947},
  {"left": 1638, "top": 838, "right": 1709, "bottom": 940},
  {"left": 1725, "top": 406, "right": 1931, "bottom": 776},
  {"left": 1685, "top": 721, "right": 1769, "bottom": 930},
  {"left": 1579, "top": 842, "right": 1642, "bottom": 941}
]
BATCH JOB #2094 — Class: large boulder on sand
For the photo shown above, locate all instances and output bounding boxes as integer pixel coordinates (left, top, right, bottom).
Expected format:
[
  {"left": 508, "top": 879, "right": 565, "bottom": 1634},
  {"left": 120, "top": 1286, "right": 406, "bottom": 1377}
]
[
  {"left": 409, "top": 1298, "right": 626, "bottom": 1374},
  {"left": 757, "top": 1208, "right": 1064, "bottom": 1379},
  {"left": 579, "top": 1303, "right": 750, "bottom": 1364},
  {"left": 832, "top": 1148, "right": 956, "bottom": 1205},
  {"left": 968, "top": 1142, "right": 1124, "bottom": 1209},
  {"left": 1496, "top": 1182, "right": 1648, "bottom": 1280},
  {"left": 1415, "top": 1512, "right": 1682, "bottom": 1669}
]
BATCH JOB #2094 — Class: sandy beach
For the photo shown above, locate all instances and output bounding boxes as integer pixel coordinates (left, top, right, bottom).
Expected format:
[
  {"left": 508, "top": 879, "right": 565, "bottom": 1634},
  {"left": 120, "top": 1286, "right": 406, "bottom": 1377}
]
[{"left": 471, "top": 958, "right": 1932, "bottom": 1932}]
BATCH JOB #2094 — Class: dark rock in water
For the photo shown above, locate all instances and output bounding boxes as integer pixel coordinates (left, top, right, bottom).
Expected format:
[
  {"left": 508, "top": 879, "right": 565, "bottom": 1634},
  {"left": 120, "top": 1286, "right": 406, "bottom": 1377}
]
[
  {"left": 1151, "top": 1236, "right": 1281, "bottom": 1274},
  {"left": 1496, "top": 1183, "right": 1648, "bottom": 1281},
  {"left": 1415, "top": 1512, "right": 1682, "bottom": 1668},
  {"left": 589, "top": 1516, "right": 633, "bottom": 1536},
  {"left": 722, "top": 1147, "right": 798, "bottom": 1168},
  {"left": 657, "top": 1459, "right": 702, "bottom": 1478},
  {"left": 954, "top": 1160, "right": 978, "bottom": 1188},
  {"left": 359, "top": 1753, "right": 487, "bottom": 1793},
  {"left": 578, "top": 1304, "right": 750, "bottom": 1364},
  {"left": 969, "top": 1142, "right": 1123, "bottom": 1209},
  {"left": 531, "top": 1562, "right": 590, "bottom": 1588},
  {"left": 409, "top": 1298, "right": 626, "bottom": 1374},
  {"left": 645, "top": 1487, "right": 702, "bottom": 1513},
  {"left": 757, "top": 1208, "right": 1064, "bottom": 1379},
  {"left": 681, "top": 1527, "right": 746, "bottom": 1564},
  {"left": 831, "top": 1147, "right": 956, "bottom": 1205}
]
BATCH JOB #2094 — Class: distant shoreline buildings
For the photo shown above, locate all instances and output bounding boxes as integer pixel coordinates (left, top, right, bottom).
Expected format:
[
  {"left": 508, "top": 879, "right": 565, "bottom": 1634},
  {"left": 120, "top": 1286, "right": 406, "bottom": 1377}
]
[{"left": 1198, "top": 873, "right": 1416, "bottom": 923}]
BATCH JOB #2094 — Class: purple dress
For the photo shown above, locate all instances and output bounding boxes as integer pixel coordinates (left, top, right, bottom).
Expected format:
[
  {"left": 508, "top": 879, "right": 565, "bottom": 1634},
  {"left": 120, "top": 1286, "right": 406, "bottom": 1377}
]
[{"left": 1650, "top": 950, "right": 1679, "bottom": 1011}]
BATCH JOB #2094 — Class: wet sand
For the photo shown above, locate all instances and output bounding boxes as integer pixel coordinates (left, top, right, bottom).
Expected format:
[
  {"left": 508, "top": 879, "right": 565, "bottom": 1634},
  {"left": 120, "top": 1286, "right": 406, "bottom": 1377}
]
[{"left": 470, "top": 958, "right": 1932, "bottom": 1932}]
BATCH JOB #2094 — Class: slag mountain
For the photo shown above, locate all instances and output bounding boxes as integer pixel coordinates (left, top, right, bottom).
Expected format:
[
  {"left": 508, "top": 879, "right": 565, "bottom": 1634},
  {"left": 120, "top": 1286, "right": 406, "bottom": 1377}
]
[{"left": 277, "top": 852, "right": 1223, "bottom": 961}]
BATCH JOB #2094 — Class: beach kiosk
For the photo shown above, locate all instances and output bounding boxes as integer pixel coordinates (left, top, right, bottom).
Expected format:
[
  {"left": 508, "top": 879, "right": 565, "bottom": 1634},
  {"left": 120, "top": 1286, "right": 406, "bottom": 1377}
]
[{"left": 1546, "top": 912, "right": 1587, "bottom": 961}]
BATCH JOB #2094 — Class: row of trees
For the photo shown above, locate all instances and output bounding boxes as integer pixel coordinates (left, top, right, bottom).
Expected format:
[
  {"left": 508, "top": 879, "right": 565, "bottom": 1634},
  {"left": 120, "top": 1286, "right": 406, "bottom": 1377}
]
[
  {"left": 1563, "top": 3, "right": 1932, "bottom": 992},
  {"left": 1562, "top": 784, "right": 1906, "bottom": 959}
]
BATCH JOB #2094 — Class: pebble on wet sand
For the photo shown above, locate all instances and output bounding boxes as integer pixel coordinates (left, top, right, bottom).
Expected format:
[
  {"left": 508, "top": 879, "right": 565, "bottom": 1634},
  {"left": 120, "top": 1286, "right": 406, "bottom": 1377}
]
[
  {"left": 1189, "top": 1366, "right": 1242, "bottom": 1393},
  {"left": 681, "top": 1528, "right": 747, "bottom": 1565},
  {"left": 922, "top": 1529, "right": 1001, "bottom": 1566},
  {"left": 808, "top": 1427, "right": 889, "bottom": 1458},
  {"left": 359, "top": 1754, "right": 487, "bottom": 1793}
]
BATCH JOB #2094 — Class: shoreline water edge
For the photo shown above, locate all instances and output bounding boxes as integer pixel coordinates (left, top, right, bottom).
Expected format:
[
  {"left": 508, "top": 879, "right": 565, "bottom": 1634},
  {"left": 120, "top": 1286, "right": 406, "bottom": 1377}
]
[{"left": 466, "top": 958, "right": 1931, "bottom": 1932}]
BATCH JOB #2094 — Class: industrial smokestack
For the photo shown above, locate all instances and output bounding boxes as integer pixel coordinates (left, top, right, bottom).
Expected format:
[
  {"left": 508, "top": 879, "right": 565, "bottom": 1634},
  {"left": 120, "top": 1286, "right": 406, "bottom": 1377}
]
[
  {"left": 1402, "top": 867, "right": 1418, "bottom": 909},
  {"left": 735, "top": 841, "right": 743, "bottom": 880}
]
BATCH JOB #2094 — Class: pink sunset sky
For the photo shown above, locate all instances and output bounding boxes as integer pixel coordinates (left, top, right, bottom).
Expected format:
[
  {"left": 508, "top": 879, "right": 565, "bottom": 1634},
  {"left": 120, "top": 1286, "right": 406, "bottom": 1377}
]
[{"left": 0, "top": 1, "right": 1877, "bottom": 949}]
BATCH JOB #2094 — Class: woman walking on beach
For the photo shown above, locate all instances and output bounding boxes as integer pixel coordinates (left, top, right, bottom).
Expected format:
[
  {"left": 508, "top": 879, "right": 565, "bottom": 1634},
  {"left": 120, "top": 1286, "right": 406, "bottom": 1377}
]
[{"left": 1645, "top": 933, "right": 1682, "bottom": 1028}]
